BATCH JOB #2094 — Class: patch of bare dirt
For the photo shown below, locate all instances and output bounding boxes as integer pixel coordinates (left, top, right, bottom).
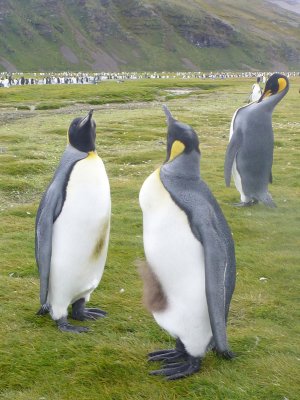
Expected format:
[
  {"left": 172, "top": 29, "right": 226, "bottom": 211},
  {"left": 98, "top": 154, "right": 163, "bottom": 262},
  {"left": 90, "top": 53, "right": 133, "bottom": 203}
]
[
  {"left": 181, "top": 58, "right": 199, "bottom": 71},
  {"left": 0, "top": 101, "right": 162, "bottom": 124},
  {"left": 0, "top": 57, "right": 17, "bottom": 73},
  {"left": 60, "top": 5, "right": 121, "bottom": 72},
  {"left": 60, "top": 46, "right": 79, "bottom": 64}
]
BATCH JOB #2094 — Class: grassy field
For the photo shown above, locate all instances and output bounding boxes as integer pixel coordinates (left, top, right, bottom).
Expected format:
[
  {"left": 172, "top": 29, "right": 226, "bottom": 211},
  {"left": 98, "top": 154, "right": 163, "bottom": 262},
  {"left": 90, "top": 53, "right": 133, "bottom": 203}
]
[{"left": 0, "top": 77, "right": 299, "bottom": 400}]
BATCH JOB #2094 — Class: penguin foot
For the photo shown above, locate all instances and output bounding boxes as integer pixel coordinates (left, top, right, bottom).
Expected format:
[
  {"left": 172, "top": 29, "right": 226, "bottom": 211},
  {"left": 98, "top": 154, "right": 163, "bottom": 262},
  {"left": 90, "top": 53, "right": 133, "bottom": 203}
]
[
  {"left": 71, "top": 298, "right": 107, "bottom": 321},
  {"left": 148, "top": 338, "right": 186, "bottom": 362},
  {"left": 72, "top": 308, "right": 107, "bottom": 321},
  {"left": 56, "top": 318, "right": 89, "bottom": 333},
  {"left": 148, "top": 349, "right": 186, "bottom": 362},
  {"left": 232, "top": 200, "right": 258, "bottom": 207},
  {"left": 150, "top": 356, "right": 201, "bottom": 380}
]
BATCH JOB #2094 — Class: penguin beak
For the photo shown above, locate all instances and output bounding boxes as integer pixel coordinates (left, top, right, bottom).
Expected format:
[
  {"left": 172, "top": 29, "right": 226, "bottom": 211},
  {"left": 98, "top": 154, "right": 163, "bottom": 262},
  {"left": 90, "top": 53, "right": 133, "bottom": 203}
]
[
  {"left": 163, "top": 104, "right": 175, "bottom": 126},
  {"left": 78, "top": 109, "right": 94, "bottom": 128}
]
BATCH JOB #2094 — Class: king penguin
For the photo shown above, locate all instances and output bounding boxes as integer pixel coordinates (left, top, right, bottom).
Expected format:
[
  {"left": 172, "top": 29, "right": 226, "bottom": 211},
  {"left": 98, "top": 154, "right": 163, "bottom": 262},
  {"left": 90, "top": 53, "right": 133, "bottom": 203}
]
[
  {"left": 224, "top": 73, "right": 289, "bottom": 207},
  {"left": 35, "top": 110, "right": 111, "bottom": 333},
  {"left": 138, "top": 106, "right": 236, "bottom": 380}
]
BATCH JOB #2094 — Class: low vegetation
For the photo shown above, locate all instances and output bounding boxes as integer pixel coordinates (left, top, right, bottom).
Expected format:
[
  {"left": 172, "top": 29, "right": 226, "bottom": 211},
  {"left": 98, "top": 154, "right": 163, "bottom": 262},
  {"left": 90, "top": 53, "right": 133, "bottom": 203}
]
[{"left": 0, "top": 77, "right": 299, "bottom": 399}]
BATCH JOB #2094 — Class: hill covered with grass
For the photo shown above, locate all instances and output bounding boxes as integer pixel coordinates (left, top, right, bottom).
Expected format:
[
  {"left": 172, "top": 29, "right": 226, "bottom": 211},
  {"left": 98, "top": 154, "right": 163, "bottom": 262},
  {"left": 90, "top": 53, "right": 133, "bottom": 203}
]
[{"left": 0, "top": 0, "right": 299, "bottom": 72}]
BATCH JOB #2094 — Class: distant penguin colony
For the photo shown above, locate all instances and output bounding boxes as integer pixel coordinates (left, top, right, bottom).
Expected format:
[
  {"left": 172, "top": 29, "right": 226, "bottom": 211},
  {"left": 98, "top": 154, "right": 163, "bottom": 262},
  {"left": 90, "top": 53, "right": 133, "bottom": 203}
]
[
  {"left": 139, "top": 106, "right": 236, "bottom": 379},
  {"left": 224, "top": 73, "right": 289, "bottom": 207},
  {"left": 35, "top": 110, "right": 111, "bottom": 332}
]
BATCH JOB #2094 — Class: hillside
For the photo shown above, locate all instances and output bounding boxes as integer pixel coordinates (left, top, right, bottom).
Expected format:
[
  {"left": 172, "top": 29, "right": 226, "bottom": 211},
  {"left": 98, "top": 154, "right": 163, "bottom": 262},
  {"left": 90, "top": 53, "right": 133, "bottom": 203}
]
[{"left": 0, "top": 0, "right": 299, "bottom": 72}]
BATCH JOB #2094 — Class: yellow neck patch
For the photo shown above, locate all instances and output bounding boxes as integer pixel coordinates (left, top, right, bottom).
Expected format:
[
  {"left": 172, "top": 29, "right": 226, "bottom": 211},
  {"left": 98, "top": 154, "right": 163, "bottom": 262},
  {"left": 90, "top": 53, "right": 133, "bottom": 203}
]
[
  {"left": 278, "top": 77, "right": 287, "bottom": 93},
  {"left": 262, "top": 89, "right": 272, "bottom": 100},
  {"left": 169, "top": 140, "right": 185, "bottom": 161},
  {"left": 88, "top": 151, "right": 97, "bottom": 158}
]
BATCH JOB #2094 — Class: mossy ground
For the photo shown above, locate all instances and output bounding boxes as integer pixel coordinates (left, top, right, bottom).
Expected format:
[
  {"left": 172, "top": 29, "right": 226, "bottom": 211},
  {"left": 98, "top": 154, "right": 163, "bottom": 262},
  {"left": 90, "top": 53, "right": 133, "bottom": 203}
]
[{"left": 0, "top": 78, "right": 299, "bottom": 399}]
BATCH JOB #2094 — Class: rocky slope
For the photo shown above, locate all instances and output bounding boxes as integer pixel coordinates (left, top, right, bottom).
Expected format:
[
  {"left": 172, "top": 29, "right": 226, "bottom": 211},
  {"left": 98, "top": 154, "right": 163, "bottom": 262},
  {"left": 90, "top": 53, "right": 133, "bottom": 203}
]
[{"left": 0, "top": 0, "right": 299, "bottom": 72}]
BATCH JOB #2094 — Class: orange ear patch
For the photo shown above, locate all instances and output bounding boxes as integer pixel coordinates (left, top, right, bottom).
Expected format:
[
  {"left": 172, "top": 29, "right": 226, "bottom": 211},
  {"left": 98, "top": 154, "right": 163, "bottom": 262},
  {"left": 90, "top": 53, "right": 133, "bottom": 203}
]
[
  {"left": 169, "top": 140, "right": 185, "bottom": 161},
  {"left": 278, "top": 77, "right": 287, "bottom": 93}
]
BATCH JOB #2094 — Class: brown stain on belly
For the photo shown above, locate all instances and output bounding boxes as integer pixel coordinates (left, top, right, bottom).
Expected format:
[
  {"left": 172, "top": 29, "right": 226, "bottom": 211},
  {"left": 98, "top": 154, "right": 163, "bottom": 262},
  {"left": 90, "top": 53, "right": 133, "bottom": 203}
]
[
  {"left": 136, "top": 259, "right": 168, "bottom": 312},
  {"left": 91, "top": 219, "right": 110, "bottom": 260}
]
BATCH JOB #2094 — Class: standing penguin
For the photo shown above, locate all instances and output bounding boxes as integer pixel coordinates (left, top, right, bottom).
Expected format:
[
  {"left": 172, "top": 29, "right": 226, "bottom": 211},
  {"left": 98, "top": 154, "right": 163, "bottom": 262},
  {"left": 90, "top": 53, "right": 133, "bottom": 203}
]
[
  {"left": 224, "top": 73, "right": 289, "bottom": 207},
  {"left": 35, "top": 110, "right": 111, "bottom": 333},
  {"left": 139, "top": 106, "right": 236, "bottom": 380}
]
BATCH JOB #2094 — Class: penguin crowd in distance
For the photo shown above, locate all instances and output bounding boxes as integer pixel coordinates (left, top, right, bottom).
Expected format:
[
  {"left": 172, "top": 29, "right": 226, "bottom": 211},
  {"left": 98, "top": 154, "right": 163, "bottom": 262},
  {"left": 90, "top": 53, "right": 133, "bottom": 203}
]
[{"left": 35, "top": 72, "right": 289, "bottom": 379}]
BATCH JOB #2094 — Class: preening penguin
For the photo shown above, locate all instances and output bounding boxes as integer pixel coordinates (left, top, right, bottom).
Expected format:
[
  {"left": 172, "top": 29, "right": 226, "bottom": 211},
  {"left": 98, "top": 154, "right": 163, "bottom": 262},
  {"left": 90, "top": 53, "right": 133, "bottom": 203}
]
[
  {"left": 35, "top": 110, "right": 111, "bottom": 333},
  {"left": 139, "top": 106, "right": 236, "bottom": 380},
  {"left": 224, "top": 73, "right": 289, "bottom": 207}
]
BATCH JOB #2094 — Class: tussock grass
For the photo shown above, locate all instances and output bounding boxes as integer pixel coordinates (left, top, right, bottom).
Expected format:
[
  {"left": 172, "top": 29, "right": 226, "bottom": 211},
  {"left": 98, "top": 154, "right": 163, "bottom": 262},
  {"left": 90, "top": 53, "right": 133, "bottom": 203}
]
[{"left": 0, "top": 78, "right": 299, "bottom": 399}]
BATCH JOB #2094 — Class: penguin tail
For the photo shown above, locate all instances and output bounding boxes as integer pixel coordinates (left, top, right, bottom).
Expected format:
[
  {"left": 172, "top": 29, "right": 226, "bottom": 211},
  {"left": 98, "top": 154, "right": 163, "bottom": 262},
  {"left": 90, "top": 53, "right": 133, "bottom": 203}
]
[
  {"left": 259, "top": 192, "right": 276, "bottom": 208},
  {"left": 36, "top": 304, "right": 50, "bottom": 315}
]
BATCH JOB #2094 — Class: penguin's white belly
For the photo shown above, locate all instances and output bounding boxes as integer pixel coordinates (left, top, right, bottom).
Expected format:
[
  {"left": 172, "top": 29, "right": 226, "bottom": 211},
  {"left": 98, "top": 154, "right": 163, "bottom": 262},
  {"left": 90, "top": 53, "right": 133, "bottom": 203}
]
[
  {"left": 139, "top": 170, "right": 212, "bottom": 357},
  {"left": 49, "top": 154, "right": 110, "bottom": 319}
]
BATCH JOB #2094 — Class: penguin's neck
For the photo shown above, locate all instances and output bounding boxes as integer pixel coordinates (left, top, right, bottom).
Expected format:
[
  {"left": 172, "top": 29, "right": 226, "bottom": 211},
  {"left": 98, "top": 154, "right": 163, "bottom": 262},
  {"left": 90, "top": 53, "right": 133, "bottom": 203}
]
[
  {"left": 162, "top": 150, "right": 201, "bottom": 179},
  {"left": 260, "top": 88, "right": 288, "bottom": 112}
]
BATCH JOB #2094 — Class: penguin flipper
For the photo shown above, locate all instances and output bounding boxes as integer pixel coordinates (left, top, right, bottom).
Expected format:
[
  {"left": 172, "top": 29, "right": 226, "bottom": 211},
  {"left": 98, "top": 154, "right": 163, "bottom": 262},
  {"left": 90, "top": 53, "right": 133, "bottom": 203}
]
[
  {"left": 35, "top": 146, "right": 87, "bottom": 305},
  {"left": 35, "top": 182, "right": 65, "bottom": 305},
  {"left": 224, "top": 130, "right": 242, "bottom": 187},
  {"left": 199, "top": 215, "right": 233, "bottom": 355}
]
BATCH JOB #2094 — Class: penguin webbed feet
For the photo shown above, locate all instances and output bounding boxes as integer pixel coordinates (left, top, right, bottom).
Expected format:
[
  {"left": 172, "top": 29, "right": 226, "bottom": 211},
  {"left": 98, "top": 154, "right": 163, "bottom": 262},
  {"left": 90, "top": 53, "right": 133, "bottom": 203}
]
[
  {"left": 56, "top": 317, "right": 89, "bottom": 333},
  {"left": 148, "top": 338, "right": 186, "bottom": 362},
  {"left": 149, "top": 355, "right": 201, "bottom": 380},
  {"left": 148, "top": 348, "right": 186, "bottom": 363},
  {"left": 232, "top": 199, "right": 258, "bottom": 207},
  {"left": 71, "top": 298, "right": 107, "bottom": 321},
  {"left": 72, "top": 308, "right": 107, "bottom": 321}
]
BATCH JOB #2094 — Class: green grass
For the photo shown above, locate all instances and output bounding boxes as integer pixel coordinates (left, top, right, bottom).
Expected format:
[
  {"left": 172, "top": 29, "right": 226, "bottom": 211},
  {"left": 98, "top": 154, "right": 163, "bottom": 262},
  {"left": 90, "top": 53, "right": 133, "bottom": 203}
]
[{"left": 0, "top": 77, "right": 299, "bottom": 399}]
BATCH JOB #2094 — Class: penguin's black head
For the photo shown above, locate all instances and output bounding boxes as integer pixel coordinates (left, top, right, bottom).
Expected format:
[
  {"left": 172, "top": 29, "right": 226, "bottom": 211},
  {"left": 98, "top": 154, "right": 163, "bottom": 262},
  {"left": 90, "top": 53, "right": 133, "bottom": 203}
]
[
  {"left": 68, "top": 110, "right": 96, "bottom": 152},
  {"left": 258, "top": 73, "right": 289, "bottom": 103},
  {"left": 163, "top": 105, "right": 200, "bottom": 163}
]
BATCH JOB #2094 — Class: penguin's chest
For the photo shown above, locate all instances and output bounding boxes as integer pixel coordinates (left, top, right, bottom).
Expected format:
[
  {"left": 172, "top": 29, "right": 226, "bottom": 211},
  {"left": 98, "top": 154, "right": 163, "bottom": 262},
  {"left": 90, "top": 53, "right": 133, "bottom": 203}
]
[
  {"left": 51, "top": 154, "right": 110, "bottom": 282},
  {"left": 139, "top": 170, "right": 206, "bottom": 307}
]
